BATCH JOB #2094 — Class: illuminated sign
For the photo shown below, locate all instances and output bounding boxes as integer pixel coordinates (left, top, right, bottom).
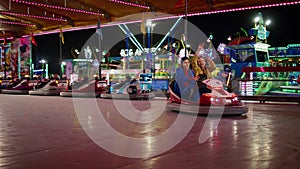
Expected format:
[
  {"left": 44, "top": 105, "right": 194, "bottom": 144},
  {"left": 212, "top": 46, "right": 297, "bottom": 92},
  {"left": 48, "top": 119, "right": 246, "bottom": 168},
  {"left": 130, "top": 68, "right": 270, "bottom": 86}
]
[
  {"left": 254, "top": 43, "right": 270, "bottom": 52},
  {"left": 119, "top": 48, "right": 161, "bottom": 57}
]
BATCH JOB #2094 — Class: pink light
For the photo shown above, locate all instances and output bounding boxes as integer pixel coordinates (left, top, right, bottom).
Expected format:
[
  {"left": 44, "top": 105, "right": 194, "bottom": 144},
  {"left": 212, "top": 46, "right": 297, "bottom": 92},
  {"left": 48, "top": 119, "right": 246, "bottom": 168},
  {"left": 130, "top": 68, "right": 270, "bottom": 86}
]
[
  {"left": 33, "top": 20, "right": 142, "bottom": 36},
  {"left": 10, "top": 0, "right": 103, "bottom": 16},
  {"left": 260, "top": 67, "right": 265, "bottom": 72},
  {"left": 0, "top": 20, "right": 36, "bottom": 27},
  {"left": 0, "top": 37, "right": 14, "bottom": 41},
  {"left": 186, "top": 1, "right": 300, "bottom": 17},
  {"left": 110, "top": 0, "right": 150, "bottom": 9},
  {"left": 1, "top": 11, "right": 67, "bottom": 21},
  {"left": 32, "top": 1, "right": 300, "bottom": 36}
]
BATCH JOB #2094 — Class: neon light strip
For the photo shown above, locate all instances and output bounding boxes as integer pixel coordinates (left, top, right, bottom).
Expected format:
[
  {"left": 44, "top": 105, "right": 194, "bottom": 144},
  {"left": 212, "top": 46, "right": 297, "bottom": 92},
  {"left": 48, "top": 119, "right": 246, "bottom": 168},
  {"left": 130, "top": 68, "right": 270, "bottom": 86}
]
[
  {"left": 110, "top": 0, "right": 150, "bottom": 9},
  {"left": 118, "top": 24, "right": 144, "bottom": 51},
  {"left": 73, "top": 59, "right": 93, "bottom": 62},
  {"left": 0, "top": 11, "right": 67, "bottom": 21},
  {"left": 10, "top": 0, "right": 103, "bottom": 16},
  {"left": 0, "top": 20, "right": 36, "bottom": 26},
  {"left": 187, "top": 1, "right": 300, "bottom": 17},
  {"left": 0, "top": 37, "right": 14, "bottom": 41},
  {"left": 151, "top": 1, "right": 300, "bottom": 19},
  {"left": 12, "top": 1, "right": 300, "bottom": 38},
  {"left": 154, "top": 18, "right": 182, "bottom": 52},
  {"left": 122, "top": 24, "right": 144, "bottom": 51},
  {"left": 32, "top": 20, "right": 142, "bottom": 37}
]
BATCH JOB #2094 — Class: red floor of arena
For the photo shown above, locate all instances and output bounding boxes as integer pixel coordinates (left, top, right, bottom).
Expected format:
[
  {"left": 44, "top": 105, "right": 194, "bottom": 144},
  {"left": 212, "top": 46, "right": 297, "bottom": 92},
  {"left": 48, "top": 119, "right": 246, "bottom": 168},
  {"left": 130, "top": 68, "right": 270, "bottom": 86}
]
[{"left": 0, "top": 94, "right": 299, "bottom": 169}]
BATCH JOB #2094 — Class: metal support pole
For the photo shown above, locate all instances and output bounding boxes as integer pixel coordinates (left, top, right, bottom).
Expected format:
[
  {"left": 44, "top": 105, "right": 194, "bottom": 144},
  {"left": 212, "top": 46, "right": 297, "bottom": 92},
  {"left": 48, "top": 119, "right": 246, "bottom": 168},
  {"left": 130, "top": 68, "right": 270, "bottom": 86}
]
[
  {"left": 126, "top": 30, "right": 129, "bottom": 69},
  {"left": 2, "top": 45, "right": 6, "bottom": 79},
  {"left": 147, "top": 25, "right": 151, "bottom": 70},
  {"left": 29, "top": 37, "right": 33, "bottom": 79},
  {"left": 154, "top": 18, "right": 181, "bottom": 52},
  {"left": 59, "top": 36, "right": 62, "bottom": 78},
  {"left": 98, "top": 33, "right": 102, "bottom": 79},
  {"left": 18, "top": 46, "right": 21, "bottom": 79},
  {"left": 184, "top": 0, "right": 188, "bottom": 58}
]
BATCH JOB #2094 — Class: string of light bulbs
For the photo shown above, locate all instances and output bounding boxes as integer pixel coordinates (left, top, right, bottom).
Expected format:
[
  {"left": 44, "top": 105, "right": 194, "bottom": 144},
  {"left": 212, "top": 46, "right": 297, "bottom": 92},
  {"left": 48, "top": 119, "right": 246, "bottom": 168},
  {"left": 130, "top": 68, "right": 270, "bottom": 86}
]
[
  {"left": 0, "top": 20, "right": 36, "bottom": 27},
  {"left": 2, "top": 0, "right": 299, "bottom": 38},
  {"left": 109, "top": 0, "right": 150, "bottom": 9},
  {"left": 10, "top": 0, "right": 103, "bottom": 16},
  {"left": 0, "top": 11, "right": 67, "bottom": 22}
]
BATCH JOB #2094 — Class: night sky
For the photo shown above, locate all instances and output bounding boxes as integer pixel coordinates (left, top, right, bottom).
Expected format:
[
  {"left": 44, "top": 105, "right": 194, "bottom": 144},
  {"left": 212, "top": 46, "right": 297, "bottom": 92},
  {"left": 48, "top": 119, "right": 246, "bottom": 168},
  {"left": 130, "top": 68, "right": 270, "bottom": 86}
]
[{"left": 32, "top": 4, "right": 300, "bottom": 74}]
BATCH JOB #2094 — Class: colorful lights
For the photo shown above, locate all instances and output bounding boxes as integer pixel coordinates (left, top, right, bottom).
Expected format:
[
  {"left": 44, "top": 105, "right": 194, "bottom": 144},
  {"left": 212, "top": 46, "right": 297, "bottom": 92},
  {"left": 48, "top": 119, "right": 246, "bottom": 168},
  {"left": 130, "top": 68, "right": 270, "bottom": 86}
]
[
  {"left": 151, "top": 1, "right": 300, "bottom": 22},
  {"left": 110, "top": 0, "right": 150, "bottom": 9},
  {"left": 10, "top": 0, "right": 103, "bottom": 16},
  {"left": 0, "top": 11, "right": 67, "bottom": 22},
  {"left": 0, "top": 37, "right": 14, "bottom": 41},
  {"left": 0, "top": 20, "right": 36, "bottom": 27},
  {"left": 187, "top": 1, "right": 300, "bottom": 17},
  {"left": 11, "top": 0, "right": 300, "bottom": 38},
  {"left": 265, "top": 19, "right": 271, "bottom": 26}
]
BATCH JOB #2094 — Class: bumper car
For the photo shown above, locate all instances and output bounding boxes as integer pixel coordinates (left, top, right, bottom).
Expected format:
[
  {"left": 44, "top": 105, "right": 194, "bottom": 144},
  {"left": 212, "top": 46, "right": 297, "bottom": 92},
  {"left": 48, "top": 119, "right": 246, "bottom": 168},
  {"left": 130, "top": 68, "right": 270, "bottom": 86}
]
[
  {"left": 0, "top": 79, "right": 12, "bottom": 93},
  {"left": 167, "top": 79, "right": 248, "bottom": 115},
  {"left": 60, "top": 80, "right": 107, "bottom": 97},
  {"left": 34, "top": 78, "right": 50, "bottom": 89},
  {"left": 2, "top": 80, "right": 34, "bottom": 94},
  {"left": 69, "top": 78, "right": 89, "bottom": 90},
  {"left": 29, "top": 80, "right": 67, "bottom": 96},
  {"left": 101, "top": 79, "right": 155, "bottom": 100}
]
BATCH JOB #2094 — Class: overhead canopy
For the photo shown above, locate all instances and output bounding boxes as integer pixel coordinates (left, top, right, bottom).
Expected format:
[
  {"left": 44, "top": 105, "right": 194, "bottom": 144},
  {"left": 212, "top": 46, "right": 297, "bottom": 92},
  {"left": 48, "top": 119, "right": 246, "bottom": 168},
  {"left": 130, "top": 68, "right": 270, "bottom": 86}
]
[{"left": 0, "top": 0, "right": 298, "bottom": 37}]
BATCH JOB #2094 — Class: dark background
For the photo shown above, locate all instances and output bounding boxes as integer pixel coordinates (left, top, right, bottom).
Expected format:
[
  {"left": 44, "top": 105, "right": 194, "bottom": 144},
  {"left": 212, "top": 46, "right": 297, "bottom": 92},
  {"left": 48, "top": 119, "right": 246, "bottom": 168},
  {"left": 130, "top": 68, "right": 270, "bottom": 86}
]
[{"left": 32, "top": 4, "right": 300, "bottom": 74}]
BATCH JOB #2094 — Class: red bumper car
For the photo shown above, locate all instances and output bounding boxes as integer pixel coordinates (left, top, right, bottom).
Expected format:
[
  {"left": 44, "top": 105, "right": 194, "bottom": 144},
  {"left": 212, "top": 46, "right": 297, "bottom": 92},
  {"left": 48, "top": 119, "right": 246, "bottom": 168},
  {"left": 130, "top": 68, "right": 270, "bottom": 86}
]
[
  {"left": 29, "top": 80, "right": 68, "bottom": 96},
  {"left": 60, "top": 80, "right": 107, "bottom": 97},
  {"left": 2, "top": 80, "right": 34, "bottom": 94},
  {"left": 167, "top": 79, "right": 248, "bottom": 115}
]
